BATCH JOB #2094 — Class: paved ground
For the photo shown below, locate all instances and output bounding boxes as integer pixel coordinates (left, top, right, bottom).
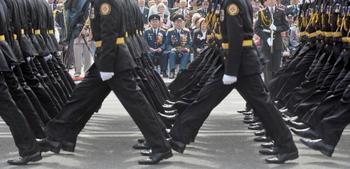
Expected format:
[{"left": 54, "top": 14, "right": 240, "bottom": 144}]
[{"left": 0, "top": 90, "right": 350, "bottom": 169}]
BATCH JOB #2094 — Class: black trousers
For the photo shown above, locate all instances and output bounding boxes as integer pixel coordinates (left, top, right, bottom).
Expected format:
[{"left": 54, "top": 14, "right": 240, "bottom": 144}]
[
  {"left": 319, "top": 86, "right": 350, "bottom": 147},
  {"left": 13, "top": 66, "right": 52, "bottom": 123},
  {"left": 170, "top": 67, "right": 296, "bottom": 152},
  {"left": 3, "top": 71, "right": 46, "bottom": 139},
  {"left": 276, "top": 45, "right": 317, "bottom": 102},
  {"left": 20, "top": 60, "right": 61, "bottom": 117},
  {"left": 0, "top": 74, "right": 39, "bottom": 157},
  {"left": 47, "top": 64, "right": 170, "bottom": 153}
]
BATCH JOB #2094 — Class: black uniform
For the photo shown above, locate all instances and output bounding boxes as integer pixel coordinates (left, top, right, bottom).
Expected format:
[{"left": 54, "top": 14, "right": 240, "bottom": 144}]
[
  {"left": 0, "top": 0, "right": 41, "bottom": 164},
  {"left": 255, "top": 5, "right": 289, "bottom": 84},
  {"left": 170, "top": 0, "right": 298, "bottom": 164},
  {"left": 46, "top": 0, "right": 171, "bottom": 164}
]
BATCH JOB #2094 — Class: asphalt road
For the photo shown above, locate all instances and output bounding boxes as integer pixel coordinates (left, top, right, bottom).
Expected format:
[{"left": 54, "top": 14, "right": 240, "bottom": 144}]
[{"left": 0, "top": 90, "right": 349, "bottom": 169}]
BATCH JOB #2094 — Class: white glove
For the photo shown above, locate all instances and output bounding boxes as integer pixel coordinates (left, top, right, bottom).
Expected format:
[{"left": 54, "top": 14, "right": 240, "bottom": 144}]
[
  {"left": 267, "top": 38, "right": 273, "bottom": 47},
  {"left": 269, "top": 24, "right": 277, "bottom": 31},
  {"left": 100, "top": 72, "right": 114, "bottom": 81},
  {"left": 44, "top": 54, "right": 53, "bottom": 61},
  {"left": 222, "top": 74, "right": 237, "bottom": 85}
]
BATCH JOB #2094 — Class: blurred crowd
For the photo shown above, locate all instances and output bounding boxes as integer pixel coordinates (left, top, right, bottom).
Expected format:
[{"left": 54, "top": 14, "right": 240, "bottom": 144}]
[{"left": 48, "top": 0, "right": 301, "bottom": 80}]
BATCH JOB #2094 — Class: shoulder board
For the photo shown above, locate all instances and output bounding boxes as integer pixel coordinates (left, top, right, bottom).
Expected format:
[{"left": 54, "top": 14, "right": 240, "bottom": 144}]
[
  {"left": 287, "top": 5, "right": 293, "bottom": 8},
  {"left": 160, "top": 28, "right": 166, "bottom": 31},
  {"left": 167, "top": 28, "right": 175, "bottom": 32},
  {"left": 183, "top": 28, "right": 190, "bottom": 32},
  {"left": 145, "top": 28, "right": 152, "bottom": 31}
]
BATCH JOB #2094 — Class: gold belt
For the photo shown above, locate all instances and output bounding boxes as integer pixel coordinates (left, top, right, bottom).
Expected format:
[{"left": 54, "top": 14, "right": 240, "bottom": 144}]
[
  {"left": 95, "top": 37, "right": 125, "bottom": 48},
  {"left": 0, "top": 35, "right": 5, "bottom": 41},
  {"left": 221, "top": 40, "right": 253, "bottom": 49}
]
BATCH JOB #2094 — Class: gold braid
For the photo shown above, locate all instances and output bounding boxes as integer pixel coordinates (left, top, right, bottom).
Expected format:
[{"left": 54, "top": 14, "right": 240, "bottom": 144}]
[{"left": 259, "top": 10, "right": 272, "bottom": 26}]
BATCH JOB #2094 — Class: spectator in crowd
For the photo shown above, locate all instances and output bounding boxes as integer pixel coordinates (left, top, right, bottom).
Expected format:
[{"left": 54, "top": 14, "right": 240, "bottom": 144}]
[
  {"left": 162, "top": 0, "right": 169, "bottom": 7},
  {"left": 157, "top": 3, "right": 172, "bottom": 28},
  {"left": 149, "top": 0, "right": 170, "bottom": 20},
  {"left": 175, "top": 0, "right": 190, "bottom": 19},
  {"left": 285, "top": 0, "right": 300, "bottom": 17},
  {"left": 286, "top": 14, "right": 299, "bottom": 55},
  {"left": 192, "top": 18, "right": 207, "bottom": 58},
  {"left": 190, "top": 13, "right": 202, "bottom": 32},
  {"left": 144, "top": 14, "right": 168, "bottom": 77},
  {"left": 48, "top": 0, "right": 56, "bottom": 11},
  {"left": 138, "top": 0, "right": 150, "bottom": 25},
  {"left": 197, "top": 0, "right": 209, "bottom": 17},
  {"left": 148, "top": 0, "right": 156, "bottom": 8},
  {"left": 165, "top": 15, "right": 192, "bottom": 79},
  {"left": 54, "top": 4, "right": 65, "bottom": 43},
  {"left": 73, "top": 25, "right": 93, "bottom": 81},
  {"left": 189, "top": 0, "right": 200, "bottom": 11},
  {"left": 168, "top": 0, "right": 176, "bottom": 8}
]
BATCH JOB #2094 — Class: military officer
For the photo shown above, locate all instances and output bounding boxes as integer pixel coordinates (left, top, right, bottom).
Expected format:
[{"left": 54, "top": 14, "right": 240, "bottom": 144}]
[
  {"left": 144, "top": 14, "right": 168, "bottom": 77},
  {"left": 165, "top": 14, "right": 192, "bottom": 79},
  {"left": 169, "top": 0, "right": 298, "bottom": 164},
  {"left": 254, "top": 0, "right": 289, "bottom": 84},
  {"left": 44, "top": 0, "right": 172, "bottom": 165}
]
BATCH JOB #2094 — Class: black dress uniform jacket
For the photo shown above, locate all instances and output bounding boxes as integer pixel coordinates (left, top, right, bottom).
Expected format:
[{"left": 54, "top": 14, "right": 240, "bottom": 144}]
[
  {"left": 92, "top": 0, "right": 137, "bottom": 73},
  {"left": 221, "top": 0, "right": 261, "bottom": 77}
]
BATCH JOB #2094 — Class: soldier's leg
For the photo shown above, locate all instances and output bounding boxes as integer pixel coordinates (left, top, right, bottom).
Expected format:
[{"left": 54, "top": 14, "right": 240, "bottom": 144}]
[
  {"left": 179, "top": 52, "right": 190, "bottom": 72},
  {"left": 0, "top": 74, "right": 40, "bottom": 157},
  {"left": 20, "top": 61, "right": 61, "bottom": 118},
  {"left": 170, "top": 68, "right": 234, "bottom": 144},
  {"left": 47, "top": 64, "right": 110, "bottom": 143},
  {"left": 13, "top": 65, "right": 51, "bottom": 123},
  {"left": 73, "top": 43, "right": 83, "bottom": 77},
  {"left": 3, "top": 71, "right": 46, "bottom": 139},
  {"left": 168, "top": 52, "right": 177, "bottom": 73},
  {"left": 235, "top": 74, "right": 297, "bottom": 153},
  {"left": 107, "top": 70, "right": 170, "bottom": 153}
]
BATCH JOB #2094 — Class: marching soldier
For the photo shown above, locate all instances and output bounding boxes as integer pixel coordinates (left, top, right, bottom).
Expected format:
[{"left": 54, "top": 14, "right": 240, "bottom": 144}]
[
  {"left": 44, "top": 0, "right": 172, "bottom": 165},
  {"left": 255, "top": 0, "right": 289, "bottom": 84},
  {"left": 169, "top": 0, "right": 298, "bottom": 164},
  {"left": 144, "top": 14, "right": 168, "bottom": 77},
  {"left": 165, "top": 14, "right": 192, "bottom": 79}
]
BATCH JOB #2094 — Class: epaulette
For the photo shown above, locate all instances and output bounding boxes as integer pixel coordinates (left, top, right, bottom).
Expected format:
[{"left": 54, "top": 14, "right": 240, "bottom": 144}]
[
  {"left": 145, "top": 27, "right": 152, "bottom": 31},
  {"left": 183, "top": 28, "right": 190, "bottom": 32},
  {"left": 287, "top": 5, "right": 293, "bottom": 8},
  {"left": 160, "top": 27, "right": 166, "bottom": 32}
]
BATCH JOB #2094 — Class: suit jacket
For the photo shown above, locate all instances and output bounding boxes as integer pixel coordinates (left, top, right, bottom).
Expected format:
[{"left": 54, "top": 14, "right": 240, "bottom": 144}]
[
  {"left": 254, "top": 7, "right": 289, "bottom": 52},
  {"left": 140, "top": 6, "right": 149, "bottom": 24}
]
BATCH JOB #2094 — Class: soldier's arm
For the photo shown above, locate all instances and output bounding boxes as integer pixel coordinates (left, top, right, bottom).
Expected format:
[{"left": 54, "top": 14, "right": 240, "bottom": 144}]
[{"left": 224, "top": 0, "right": 244, "bottom": 77}]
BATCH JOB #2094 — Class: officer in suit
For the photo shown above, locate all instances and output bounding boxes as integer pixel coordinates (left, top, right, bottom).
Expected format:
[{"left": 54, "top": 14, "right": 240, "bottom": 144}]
[
  {"left": 44, "top": 0, "right": 172, "bottom": 165},
  {"left": 169, "top": 0, "right": 298, "bottom": 164},
  {"left": 144, "top": 14, "right": 168, "bottom": 77},
  {"left": 255, "top": 0, "right": 289, "bottom": 84},
  {"left": 165, "top": 14, "right": 192, "bottom": 79},
  {"left": 138, "top": 0, "right": 149, "bottom": 24}
]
